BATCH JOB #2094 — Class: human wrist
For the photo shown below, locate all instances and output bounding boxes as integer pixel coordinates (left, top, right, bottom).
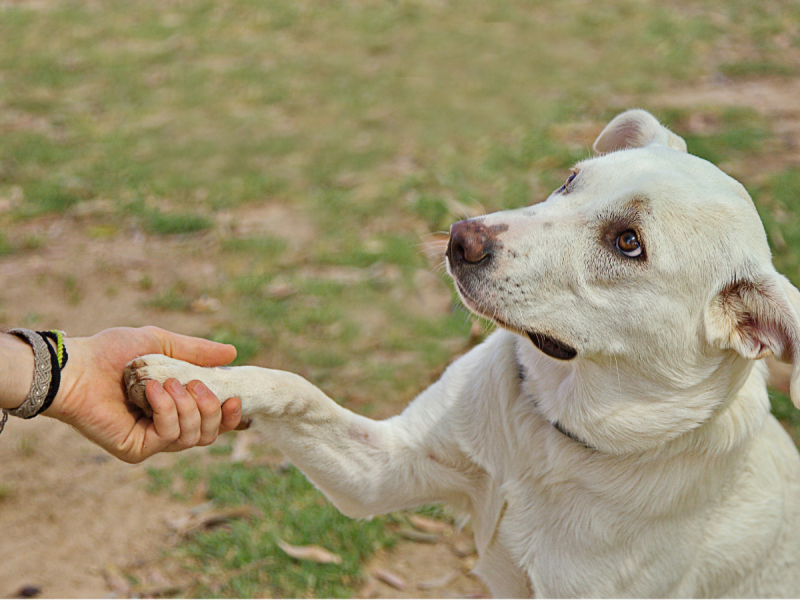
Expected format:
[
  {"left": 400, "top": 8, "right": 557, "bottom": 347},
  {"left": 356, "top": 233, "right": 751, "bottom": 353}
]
[
  {"left": 1, "top": 329, "right": 71, "bottom": 422},
  {"left": 44, "top": 336, "right": 84, "bottom": 423},
  {"left": 0, "top": 332, "right": 36, "bottom": 410}
]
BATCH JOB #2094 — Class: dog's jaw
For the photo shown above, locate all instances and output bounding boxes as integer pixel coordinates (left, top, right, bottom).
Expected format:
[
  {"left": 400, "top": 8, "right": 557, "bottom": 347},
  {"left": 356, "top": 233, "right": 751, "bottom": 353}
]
[
  {"left": 452, "top": 277, "right": 578, "bottom": 361},
  {"left": 527, "top": 331, "right": 577, "bottom": 360}
]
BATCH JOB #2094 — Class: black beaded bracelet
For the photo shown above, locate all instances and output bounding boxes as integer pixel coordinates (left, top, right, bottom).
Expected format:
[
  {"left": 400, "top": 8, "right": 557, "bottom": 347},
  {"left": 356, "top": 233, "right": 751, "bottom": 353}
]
[{"left": 0, "top": 329, "right": 69, "bottom": 436}]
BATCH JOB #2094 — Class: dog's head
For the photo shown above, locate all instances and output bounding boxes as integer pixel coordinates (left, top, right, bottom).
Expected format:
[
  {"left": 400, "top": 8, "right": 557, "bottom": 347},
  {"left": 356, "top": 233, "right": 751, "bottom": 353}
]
[{"left": 447, "top": 109, "right": 800, "bottom": 452}]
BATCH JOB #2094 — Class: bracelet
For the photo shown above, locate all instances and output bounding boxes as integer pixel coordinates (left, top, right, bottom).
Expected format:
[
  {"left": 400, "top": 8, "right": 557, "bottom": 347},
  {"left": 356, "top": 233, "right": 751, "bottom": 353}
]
[{"left": 0, "top": 329, "right": 69, "bottom": 433}]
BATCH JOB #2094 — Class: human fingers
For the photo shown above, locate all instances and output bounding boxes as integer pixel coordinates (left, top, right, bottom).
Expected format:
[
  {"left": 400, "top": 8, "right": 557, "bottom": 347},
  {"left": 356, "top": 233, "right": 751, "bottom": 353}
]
[
  {"left": 143, "top": 326, "right": 237, "bottom": 367},
  {"left": 158, "top": 378, "right": 203, "bottom": 450},
  {"left": 137, "top": 379, "right": 183, "bottom": 459},
  {"left": 185, "top": 380, "right": 223, "bottom": 446},
  {"left": 219, "top": 397, "right": 245, "bottom": 433}
]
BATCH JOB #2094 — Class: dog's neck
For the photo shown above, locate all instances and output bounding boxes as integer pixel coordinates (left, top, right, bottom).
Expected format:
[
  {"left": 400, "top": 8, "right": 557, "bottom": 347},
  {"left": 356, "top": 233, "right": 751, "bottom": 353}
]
[
  {"left": 514, "top": 334, "right": 769, "bottom": 456},
  {"left": 515, "top": 357, "right": 596, "bottom": 450}
]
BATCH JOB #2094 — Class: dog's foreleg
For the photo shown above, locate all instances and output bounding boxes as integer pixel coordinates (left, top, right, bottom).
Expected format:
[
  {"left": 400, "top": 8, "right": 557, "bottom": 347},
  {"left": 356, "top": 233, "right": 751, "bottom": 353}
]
[{"left": 126, "top": 356, "right": 477, "bottom": 518}]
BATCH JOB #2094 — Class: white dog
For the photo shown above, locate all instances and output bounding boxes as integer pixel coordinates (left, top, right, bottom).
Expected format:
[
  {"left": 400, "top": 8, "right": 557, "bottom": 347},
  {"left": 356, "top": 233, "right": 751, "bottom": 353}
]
[{"left": 126, "top": 110, "right": 800, "bottom": 598}]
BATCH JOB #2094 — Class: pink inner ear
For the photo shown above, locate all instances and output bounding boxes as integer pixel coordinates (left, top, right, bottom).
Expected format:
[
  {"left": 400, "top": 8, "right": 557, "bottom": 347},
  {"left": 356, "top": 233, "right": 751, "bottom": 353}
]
[
  {"left": 723, "top": 280, "right": 798, "bottom": 362},
  {"left": 737, "top": 317, "right": 783, "bottom": 360}
]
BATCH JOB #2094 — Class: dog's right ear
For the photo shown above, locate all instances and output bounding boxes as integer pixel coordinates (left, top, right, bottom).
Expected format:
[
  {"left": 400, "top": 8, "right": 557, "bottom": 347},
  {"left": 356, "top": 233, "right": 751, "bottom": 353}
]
[
  {"left": 593, "top": 109, "right": 687, "bottom": 154},
  {"left": 705, "top": 273, "right": 800, "bottom": 408}
]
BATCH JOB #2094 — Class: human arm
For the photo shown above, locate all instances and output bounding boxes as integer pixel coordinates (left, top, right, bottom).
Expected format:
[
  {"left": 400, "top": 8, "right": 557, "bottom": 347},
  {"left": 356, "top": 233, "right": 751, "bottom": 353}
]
[{"left": 1, "top": 326, "right": 242, "bottom": 463}]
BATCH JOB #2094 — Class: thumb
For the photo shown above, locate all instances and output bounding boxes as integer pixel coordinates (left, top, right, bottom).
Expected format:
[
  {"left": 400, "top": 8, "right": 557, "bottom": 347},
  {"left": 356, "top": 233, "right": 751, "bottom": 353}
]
[{"left": 143, "top": 326, "right": 237, "bottom": 367}]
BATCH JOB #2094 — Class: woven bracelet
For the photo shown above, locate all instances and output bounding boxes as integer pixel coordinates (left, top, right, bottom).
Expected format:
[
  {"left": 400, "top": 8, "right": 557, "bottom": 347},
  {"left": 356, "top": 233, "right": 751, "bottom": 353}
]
[{"left": 0, "top": 329, "right": 69, "bottom": 434}]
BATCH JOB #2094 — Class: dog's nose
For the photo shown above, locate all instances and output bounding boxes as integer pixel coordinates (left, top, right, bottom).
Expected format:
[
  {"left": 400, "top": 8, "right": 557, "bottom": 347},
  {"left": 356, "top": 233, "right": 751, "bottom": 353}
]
[{"left": 447, "top": 219, "right": 496, "bottom": 266}]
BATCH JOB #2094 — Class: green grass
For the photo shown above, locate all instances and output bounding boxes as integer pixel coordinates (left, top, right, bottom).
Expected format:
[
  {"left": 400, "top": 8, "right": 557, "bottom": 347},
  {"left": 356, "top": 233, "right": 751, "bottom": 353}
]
[
  {"left": 679, "top": 108, "right": 772, "bottom": 165},
  {"left": 147, "top": 282, "right": 193, "bottom": 312},
  {"left": 771, "top": 390, "right": 800, "bottom": 445},
  {"left": 720, "top": 60, "right": 799, "bottom": 78},
  {"left": 209, "top": 330, "right": 264, "bottom": 366},
  {"left": 143, "top": 210, "right": 213, "bottom": 235},
  {"left": 4, "top": 0, "right": 800, "bottom": 597},
  {"left": 149, "top": 462, "right": 396, "bottom": 598},
  {"left": 754, "top": 167, "right": 800, "bottom": 289}
]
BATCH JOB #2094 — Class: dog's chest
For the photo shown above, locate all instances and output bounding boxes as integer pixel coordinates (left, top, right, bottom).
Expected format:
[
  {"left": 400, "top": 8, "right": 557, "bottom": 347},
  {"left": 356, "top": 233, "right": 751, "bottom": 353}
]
[{"left": 482, "top": 451, "right": 708, "bottom": 598}]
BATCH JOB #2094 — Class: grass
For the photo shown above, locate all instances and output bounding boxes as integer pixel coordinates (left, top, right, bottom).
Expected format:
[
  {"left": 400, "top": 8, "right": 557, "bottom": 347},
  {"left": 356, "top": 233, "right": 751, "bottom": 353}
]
[
  {"left": 770, "top": 390, "right": 800, "bottom": 445},
  {"left": 754, "top": 168, "right": 800, "bottom": 289},
  {"left": 143, "top": 210, "right": 213, "bottom": 235},
  {"left": 3, "top": 0, "right": 800, "bottom": 597},
  {"left": 0, "top": 484, "right": 13, "bottom": 503},
  {"left": 148, "top": 461, "right": 397, "bottom": 598},
  {"left": 148, "top": 281, "right": 193, "bottom": 312}
]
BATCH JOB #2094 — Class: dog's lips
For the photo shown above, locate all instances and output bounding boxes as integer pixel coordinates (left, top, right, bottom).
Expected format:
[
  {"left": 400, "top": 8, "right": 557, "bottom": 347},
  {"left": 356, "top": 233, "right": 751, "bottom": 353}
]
[
  {"left": 526, "top": 331, "right": 577, "bottom": 361},
  {"left": 453, "top": 279, "right": 578, "bottom": 360}
]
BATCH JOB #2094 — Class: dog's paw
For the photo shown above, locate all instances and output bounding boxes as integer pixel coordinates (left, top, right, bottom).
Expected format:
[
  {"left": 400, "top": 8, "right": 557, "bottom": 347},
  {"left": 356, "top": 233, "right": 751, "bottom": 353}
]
[{"left": 124, "top": 355, "right": 198, "bottom": 417}]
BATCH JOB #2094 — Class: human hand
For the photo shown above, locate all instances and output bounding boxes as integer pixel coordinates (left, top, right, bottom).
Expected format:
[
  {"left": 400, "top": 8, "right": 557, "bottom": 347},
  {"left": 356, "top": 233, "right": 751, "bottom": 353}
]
[{"left": 47, "top": 326, "right": 242, "bottom": 463}]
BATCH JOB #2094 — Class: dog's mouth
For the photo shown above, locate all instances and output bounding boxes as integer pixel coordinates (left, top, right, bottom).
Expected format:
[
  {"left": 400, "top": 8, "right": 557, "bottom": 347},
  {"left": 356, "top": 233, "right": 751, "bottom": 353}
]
[
  {"left": 454, "top": 280, "right": 577, "bottom": 361},
  {"left": 525, "top": 331, "right": 577, "bottom": 360}
]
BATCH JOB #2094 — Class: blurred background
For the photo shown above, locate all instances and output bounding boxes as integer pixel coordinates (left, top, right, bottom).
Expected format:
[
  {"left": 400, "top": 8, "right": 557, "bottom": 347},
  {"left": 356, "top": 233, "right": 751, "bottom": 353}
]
[{"left": 1, "top": 0, "right": 799, "bottom": 597}]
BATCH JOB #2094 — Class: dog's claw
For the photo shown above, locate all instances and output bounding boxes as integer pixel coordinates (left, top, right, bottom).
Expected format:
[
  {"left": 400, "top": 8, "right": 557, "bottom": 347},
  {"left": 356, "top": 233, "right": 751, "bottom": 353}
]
[{"left": 124, "top": 358, "right": 154, "bottom": 417}]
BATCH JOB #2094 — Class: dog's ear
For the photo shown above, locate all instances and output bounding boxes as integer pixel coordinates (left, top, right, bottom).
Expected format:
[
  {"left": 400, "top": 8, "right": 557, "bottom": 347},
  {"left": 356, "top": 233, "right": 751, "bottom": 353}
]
[
  {"left": 705, "top": 273, "right": 800, "bottom": 407},
  {"left": 593, "top": 109, "right": 687, "bottom": 154}
]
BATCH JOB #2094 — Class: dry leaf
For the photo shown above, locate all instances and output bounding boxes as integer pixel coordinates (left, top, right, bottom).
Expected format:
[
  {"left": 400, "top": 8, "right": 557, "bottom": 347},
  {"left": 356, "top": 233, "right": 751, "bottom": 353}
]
[
  {"left": 398, "top": 527, "right": 439, "bottom": 543},
  {"left": 167, "top": 505, "right": 259, "bottom": 541},
  {"left": 451, "top": 539, "right": 477, "bottom": 558},
  {"left": 356, "top": 576, "right": 380, "bottom": 599},
  {"left": 417, "top": 570, "right": 458, "bottom": 590},
  {"left": 408, "top": 514, "right": 450, "bottom": 534},
  {"left": 102, "top": 563, "right": 132, "bottom": 596},
  {"left": 134, "top": 582, "right": 185, "bottom": 598},
  {"left": 373, "top": 568, "right": 407, "bottom": 590},
  {"left": 191, "top": 481, "right": 209, "bottom": 504},
  {"left": 190, "top": 294, "right": 221, "bottom": 313},
  {"left": 276, "top": 539, "right": 343, "bottom": 564}
]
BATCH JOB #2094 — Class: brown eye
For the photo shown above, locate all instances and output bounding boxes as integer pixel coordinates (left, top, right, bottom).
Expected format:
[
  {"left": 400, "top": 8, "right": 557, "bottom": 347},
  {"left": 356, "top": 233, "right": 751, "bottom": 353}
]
[
  {"left": 556, "top": 172, "right": 577, "bottom": 194},
  {"left": 616, "top": 230, "right": 643, "bottom": 258}
]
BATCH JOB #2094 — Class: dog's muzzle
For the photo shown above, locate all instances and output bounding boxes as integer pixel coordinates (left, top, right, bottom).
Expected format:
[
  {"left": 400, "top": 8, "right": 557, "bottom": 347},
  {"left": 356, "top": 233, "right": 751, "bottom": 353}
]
[
  {"left": 448, "top": 219, "right": 578, "bottom": 362},
  {"left": 447, "top": 219, "right": 508, "bottom": 270}
]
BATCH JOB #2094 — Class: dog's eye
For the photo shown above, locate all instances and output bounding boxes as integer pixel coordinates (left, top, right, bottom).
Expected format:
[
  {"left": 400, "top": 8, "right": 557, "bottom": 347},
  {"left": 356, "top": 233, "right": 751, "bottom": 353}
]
[
  {"left": 556, "top": 172, "right": 577, "bottom": 194},
  {"left": 616, "top": 230, "right": 643, "bottom": 258}
]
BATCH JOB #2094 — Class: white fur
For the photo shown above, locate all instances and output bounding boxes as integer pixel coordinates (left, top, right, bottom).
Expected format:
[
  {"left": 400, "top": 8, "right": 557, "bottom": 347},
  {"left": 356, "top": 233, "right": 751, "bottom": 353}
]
[{"left": 128, "top": 110, "right": 800, "bottom": 597}]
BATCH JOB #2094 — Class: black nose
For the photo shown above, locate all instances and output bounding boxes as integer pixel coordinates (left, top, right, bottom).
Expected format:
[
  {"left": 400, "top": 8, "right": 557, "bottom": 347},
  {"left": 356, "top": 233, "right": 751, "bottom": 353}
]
[{"left": 447, "top": 220, "right": 503, "bottom": 267}]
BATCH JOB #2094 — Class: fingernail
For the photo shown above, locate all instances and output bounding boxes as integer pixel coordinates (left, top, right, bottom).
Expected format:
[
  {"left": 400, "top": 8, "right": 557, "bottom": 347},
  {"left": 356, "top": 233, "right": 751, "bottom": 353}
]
[
  {"left": 233, "top": 404, "right": 241, "bottom": 416},
  {"left": 193, "top": 381, "right": 208, "bottom": 397},
  {"left": 168, "top": 379, "right": 183, "bottom": 394}
]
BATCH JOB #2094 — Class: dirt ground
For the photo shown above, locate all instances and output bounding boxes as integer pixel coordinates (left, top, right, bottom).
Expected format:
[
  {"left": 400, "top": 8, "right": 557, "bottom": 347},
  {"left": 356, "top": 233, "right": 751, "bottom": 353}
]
[
  {"left": 0, "top": 204, "right": 489, "bottom": 599},
  {"left": 2, "top": 78, "right": 799, "bottom": 599}
]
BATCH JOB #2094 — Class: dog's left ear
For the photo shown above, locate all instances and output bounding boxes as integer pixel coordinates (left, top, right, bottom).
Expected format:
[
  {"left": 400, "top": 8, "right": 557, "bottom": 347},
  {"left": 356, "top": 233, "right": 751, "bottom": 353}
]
[
  {"left": 705, "top": 273, "right": 800, "bottom": 407},
  {"left": 594, "top": 109, "right": 687, "bottom": 154}
]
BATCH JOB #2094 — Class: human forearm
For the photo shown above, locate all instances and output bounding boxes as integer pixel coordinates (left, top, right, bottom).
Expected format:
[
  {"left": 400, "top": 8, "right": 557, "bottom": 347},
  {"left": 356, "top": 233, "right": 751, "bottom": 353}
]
[{"left": 0, "top": 332, "right": 36, "bottom": 410}]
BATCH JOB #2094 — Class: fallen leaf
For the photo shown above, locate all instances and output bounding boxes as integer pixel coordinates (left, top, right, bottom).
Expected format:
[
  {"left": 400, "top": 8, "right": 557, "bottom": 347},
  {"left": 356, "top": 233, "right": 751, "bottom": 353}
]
[
  {"left": 398, "top": 527, "right": 439, "bottom": 543},
  {"left": 356, "top": 576, "right": 380, "bottom": 599},
  {"left": 417, "top": 570, "right": 457, "bottom": 590},
  {"left": 373, "top": 568, "right": 406, "bottom": 590},
  {"left": 190, "top": 294, "right": 221, "bottom": 313},
  {"left": 276, "top": 539, "right": 343, "bottom": 564},
  {"left": 191, "top": 480, "right": 209, "bottom": 504},
  {"left": 167, "top": 505, "right": 259, "bottom": 541},
  {"left": 408, "top": 514, "right": 450, "bottom": 534},
  {"left": 134, "top": 582, "right": 186, "bottom": 598},
  {"left": 102, "top": 563, "right": 132, "bottom": 596},
  {"left": 12, "top": 586, "right": 41, "bottom": 599},
  {"left": 451, "top": 539, "right": 477, "bottom": 558},
  {"left": 263, "top": 281, "right": 297, "bottom": 299}
]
